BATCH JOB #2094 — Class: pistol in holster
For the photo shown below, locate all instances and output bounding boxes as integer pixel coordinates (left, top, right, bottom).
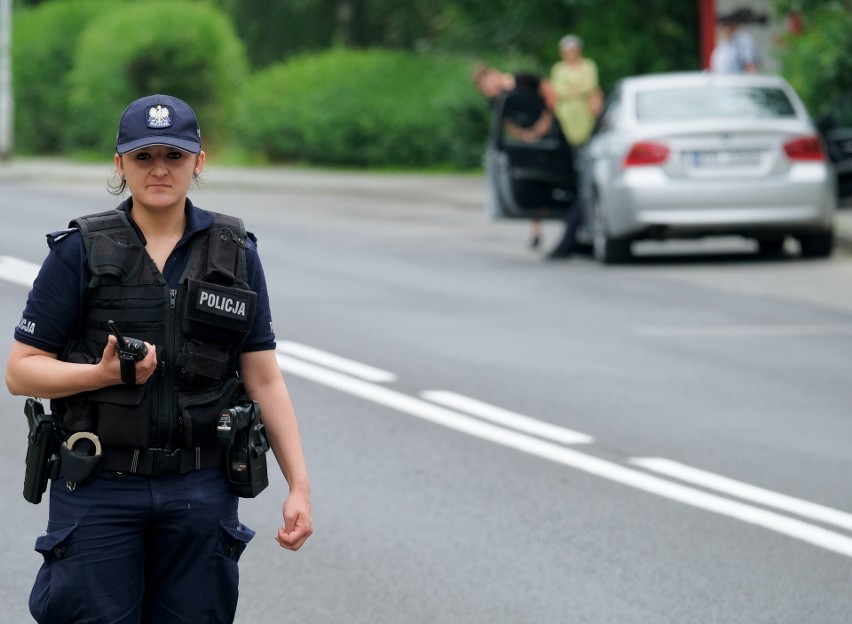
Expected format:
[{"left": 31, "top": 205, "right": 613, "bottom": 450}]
[
  {"left": 217, "top": 400, "right": 270, "bottom": 498},
  {"left": 23, "top": 398, "right": 61, "bottom": 504}
]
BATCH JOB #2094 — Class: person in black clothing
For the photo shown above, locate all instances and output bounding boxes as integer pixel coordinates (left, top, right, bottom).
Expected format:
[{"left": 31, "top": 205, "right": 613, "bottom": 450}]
[
  {"left": 473, "top": 63, "right": 556, "bottom": 249},
  {"left": 6, "top": 94, "right": 313, "bottom": 623},
  {"left": 473, "top": 63, "right": 583, "bottom": 259}
]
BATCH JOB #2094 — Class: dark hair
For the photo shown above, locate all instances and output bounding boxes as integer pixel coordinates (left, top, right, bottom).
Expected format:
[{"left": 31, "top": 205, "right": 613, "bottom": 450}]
[{"left": 108, "top": 170, "right": 127, "bottom": 196}]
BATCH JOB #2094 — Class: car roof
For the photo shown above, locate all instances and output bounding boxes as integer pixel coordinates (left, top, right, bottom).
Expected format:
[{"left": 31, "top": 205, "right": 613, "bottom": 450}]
[{"left": 618, "top": 71, "right": 792, "bottom": 92}]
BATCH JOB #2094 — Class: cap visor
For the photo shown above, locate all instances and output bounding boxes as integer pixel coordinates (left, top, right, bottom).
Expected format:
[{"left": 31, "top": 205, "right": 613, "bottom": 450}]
[{"left": 116, "top": 136, "right": 201, "bottom": 155}]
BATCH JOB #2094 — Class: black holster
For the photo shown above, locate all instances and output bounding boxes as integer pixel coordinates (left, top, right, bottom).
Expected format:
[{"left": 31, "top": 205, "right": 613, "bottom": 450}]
[
  {"left": 23, "top": 398, "right": 61, "bottom": 504},
  {"left": 217, "top": 400, "right": 269, "bottom": 498}
]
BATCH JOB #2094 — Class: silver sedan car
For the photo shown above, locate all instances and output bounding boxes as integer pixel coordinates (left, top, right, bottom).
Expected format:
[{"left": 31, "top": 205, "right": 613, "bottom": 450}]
[{"left": 576, "top": 72, "right": 837, "bottom": 263}]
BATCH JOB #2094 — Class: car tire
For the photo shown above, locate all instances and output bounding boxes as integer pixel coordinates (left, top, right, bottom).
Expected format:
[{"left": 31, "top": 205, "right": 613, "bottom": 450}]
[
  {"left": 757, "top": 237, "right": 785, "bottom": 257},
  {"left": 798, "top": 230, "right": 834, "bottom": 258},
  {"left": 592, "top": 196, "right": 632, "bottom": 264}
]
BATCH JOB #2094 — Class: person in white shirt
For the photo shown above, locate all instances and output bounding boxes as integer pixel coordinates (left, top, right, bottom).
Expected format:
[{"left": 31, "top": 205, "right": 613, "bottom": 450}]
[{"left": 710, "top": 12, "right": 760, "bottom": 74}]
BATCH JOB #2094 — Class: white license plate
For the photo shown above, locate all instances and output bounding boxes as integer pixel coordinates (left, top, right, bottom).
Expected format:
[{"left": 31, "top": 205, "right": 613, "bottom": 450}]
[{"left": 685, "top": 149, "right": 763, "bottom": 168}]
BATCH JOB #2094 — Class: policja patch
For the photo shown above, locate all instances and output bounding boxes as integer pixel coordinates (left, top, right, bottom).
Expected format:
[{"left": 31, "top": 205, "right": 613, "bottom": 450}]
[
  {"left": 197, "top": 287, "right": 248, "bottom": 320},
  {"left": 185, "top": 280, "right": 257, "bottom": 335}
]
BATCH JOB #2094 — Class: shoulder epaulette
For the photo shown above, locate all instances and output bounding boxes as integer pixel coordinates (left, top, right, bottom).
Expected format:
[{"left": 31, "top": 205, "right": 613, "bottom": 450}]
[{"left": 46, "top": 228, "right": 78, "bottom": 249}]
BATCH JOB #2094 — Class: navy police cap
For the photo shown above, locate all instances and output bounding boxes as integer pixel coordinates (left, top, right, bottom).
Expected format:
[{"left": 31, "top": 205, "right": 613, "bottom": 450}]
[{"left": 115, "top": 94, "right": 201, "bottom": 155}]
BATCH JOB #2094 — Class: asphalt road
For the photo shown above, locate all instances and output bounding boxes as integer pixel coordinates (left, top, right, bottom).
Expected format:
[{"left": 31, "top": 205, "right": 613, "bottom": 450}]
[{"left": 1, "top": 168, "right": 851, "bottom": 623}]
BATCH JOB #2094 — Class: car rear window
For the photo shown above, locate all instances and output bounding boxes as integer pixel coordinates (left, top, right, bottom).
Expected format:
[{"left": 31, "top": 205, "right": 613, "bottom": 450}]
[{"left": 636, "top": 86, "right": 797, "bottom": 122}]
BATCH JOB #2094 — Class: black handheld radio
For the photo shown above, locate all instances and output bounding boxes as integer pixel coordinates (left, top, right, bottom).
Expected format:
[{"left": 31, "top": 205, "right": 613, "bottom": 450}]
[{"left": 108, "top": 320, "right": 148, "bottom": 384}]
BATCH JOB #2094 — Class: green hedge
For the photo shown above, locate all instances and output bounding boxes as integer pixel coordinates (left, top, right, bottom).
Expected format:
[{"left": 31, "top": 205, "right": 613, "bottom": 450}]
[
  {"left": 234, "top": 48, "right": 490, "bottom": 169},
  {"left": 12, "top": 0, "right": 112, "bottom": 153},
  {"left": 64, "top": 1, "right": 248, "bottom": 155}
]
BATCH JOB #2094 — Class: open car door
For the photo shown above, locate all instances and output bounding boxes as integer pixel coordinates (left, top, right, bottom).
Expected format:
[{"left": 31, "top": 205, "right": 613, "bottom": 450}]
[{"left": 484, "top": 90, "right": 577, "bottom": 220}]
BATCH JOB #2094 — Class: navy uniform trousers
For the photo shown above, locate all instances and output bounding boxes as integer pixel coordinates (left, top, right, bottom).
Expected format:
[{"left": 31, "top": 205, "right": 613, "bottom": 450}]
[{"left": 29, "top": 467, "right": 255, "bottom": 624}]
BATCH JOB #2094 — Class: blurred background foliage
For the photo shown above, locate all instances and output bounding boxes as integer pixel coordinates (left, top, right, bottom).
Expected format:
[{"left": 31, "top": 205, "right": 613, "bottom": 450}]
[
  {"left": 774, "top": 0, "right": 852, "bottom": 117},
  {"left": 235, "top": 49, "right": 487, "bottom": 168},
  {"left": 65, "top": 1, "right": 248, "bottom": 155},
  {"left": 8, "top": 0, "right": 851, "bottom": 169}
]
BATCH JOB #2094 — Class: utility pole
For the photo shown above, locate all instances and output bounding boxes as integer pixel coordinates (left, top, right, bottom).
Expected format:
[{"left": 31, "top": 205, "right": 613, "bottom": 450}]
[
  {"left": 336, "top": 1, "right": 353, "bottom": 47},
  {"left": 0, "top": 0, "right": 12, "bottom": 161}
]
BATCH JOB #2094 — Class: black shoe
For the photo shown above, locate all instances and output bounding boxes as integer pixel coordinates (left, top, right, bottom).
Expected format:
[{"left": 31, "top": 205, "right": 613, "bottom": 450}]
[{"left": 529, "top": 235, "right": 541, "bottom": 249}]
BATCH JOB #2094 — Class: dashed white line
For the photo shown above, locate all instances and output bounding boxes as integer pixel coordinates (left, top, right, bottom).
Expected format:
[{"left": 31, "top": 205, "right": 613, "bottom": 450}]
[
  {"left": 276, "top": 351, "right": 852, "bottom": 558},
  {"left": 4, "top": 255, "right": 850, "bottom": 557},
  {"left": 637, "top": 324, "right": 852, "bottom": 337},
  {"left": 0, "top": 255, "right": 40, "bottom": 288},
  {"left": 631, "top": 457, "right": 852, "bottom": 532},
  {"left": 277, "top": 340, "right": 397, "bottom": 382},
  {"left": 420, "top": 390, "right": 593, "bottom": 445}
]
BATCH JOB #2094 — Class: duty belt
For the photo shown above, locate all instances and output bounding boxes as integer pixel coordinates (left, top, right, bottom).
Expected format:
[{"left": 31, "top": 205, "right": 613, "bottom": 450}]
[{"left": 102, "top": 446, "right": 223, "bottom": 476}]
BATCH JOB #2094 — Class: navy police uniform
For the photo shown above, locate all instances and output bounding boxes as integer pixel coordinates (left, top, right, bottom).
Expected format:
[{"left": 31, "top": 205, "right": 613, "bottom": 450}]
[{"left": 15, "top": 197, "right": 276, "bottom": 623}]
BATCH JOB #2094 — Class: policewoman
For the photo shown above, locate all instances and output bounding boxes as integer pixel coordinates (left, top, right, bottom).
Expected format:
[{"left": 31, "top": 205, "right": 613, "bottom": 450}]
[{"left": 6, "top": 94, "right": 313, "bottom": 623}]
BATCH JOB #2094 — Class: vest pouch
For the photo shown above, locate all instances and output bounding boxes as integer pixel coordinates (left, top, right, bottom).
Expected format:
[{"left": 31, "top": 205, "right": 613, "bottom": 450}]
[
  {"left": 53, "top": 393, "right": 96, "bottom": 435},
  {"left": 178, "top": 339, "right": 230, "bottom": 387},
  {"left": 183, "top": 280, "right": 257, "bottom": 342},
  {"left": 88, "top": 233, "right": 144, "bottom": 282},
  {"left": 88, "top": 383, "right": 151, "bottom": 448},
  {"left": 52, "top": 347, "right": 99, "bottom": 433},
  {"left": 179, "top": 377, "right": 244, "bottom": 448}
]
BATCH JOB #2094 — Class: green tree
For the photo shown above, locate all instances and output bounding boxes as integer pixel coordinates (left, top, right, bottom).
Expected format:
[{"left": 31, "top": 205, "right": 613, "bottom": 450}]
[
  {"left": 214, "top": 0, "right": 701, "bottom": 83},
  {"left": 774, "top": 0, "right": 852, "bottom": 115},
  {"left": 214, "top": 0, "right": 338, "bottom": 67},
  {"left": 12, "top": 0, "right": 704, "bottom": 163},
  {"left": 573, "top": 0, "right": 700, "bottom": 89},
  {"left": 215, "top": 0, "right": 444, "bottom": 68}
]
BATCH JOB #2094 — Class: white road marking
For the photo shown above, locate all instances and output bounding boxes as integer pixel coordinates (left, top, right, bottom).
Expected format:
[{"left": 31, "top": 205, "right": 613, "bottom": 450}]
[
  {"left": 4, "top": 254, "right": 849, "bottom": 556},
  {"left": 420, "top": 390, "right": 593, "bottom": 445},
  {"left": 277, "top": 340, "right": 397, "bottom": 382},
  {"left": 0, "top": 255, "right": 40, "bottom": 287},
  {"left": 637, "top": 324, "right": 852, "bottom": 337},
  {"left": 631, "top": 457, "right": 852, "bottom": 532},
  {"left": 276, "top": 352, "right": 852, "bottom": 558}
]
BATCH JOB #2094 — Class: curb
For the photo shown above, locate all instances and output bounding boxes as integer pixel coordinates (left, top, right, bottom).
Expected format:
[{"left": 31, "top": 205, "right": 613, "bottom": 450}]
[{"left": 0, "top": 158, "right": 485, "bottom": 211}]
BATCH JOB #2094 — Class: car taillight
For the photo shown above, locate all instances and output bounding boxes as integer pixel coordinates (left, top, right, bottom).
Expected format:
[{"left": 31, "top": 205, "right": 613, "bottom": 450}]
[
  {"left": 624, "top": 141, "right": 670, "bottom": 167},
  {"left": 783, "top": 136, "right": 825, "bottom": 161}
]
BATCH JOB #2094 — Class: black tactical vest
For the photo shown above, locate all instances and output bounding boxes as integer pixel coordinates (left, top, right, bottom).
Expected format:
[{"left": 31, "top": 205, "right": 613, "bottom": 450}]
[{"left": 51, "top": 207, "right": 257, "bottom": 451}]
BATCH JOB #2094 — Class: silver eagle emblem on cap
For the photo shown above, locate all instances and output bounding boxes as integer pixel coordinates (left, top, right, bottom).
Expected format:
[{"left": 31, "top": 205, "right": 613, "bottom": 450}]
[{"left": 147, "top": 105, "right": 172, "bottom": 129}]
